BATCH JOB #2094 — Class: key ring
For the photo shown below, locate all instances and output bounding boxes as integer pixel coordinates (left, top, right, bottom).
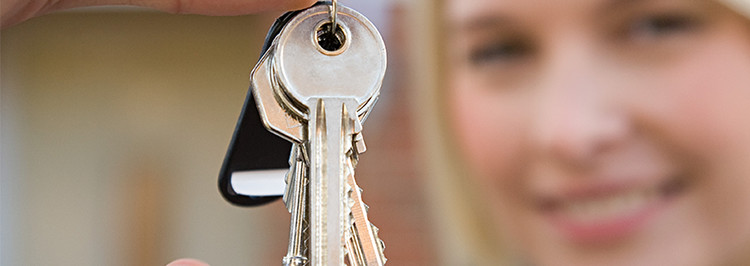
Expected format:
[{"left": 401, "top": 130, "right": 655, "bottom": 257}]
[{"left": 330, "top": 0, "right": 338, "bottom": 30}]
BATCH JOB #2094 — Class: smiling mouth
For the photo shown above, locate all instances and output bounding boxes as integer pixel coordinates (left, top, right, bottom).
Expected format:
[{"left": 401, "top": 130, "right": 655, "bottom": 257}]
[{"left": 539, "top": 176, "right": 688, "bottom": 243}]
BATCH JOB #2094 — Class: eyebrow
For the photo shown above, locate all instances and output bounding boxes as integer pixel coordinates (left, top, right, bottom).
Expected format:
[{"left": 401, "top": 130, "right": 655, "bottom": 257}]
[
  {"left": 452, "top": 0, "right": 649, "bottom": 34},
  {"left": 453, "top": 14, "right": 516, "bottom": 34},
  {"left": 600, "top": 0, "right": 648, "bottom": 13}
]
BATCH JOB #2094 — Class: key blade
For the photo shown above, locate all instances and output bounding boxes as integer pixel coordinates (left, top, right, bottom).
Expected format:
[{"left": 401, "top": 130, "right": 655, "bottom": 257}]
[
  {"left": 308, "top": 97, "right": 370, "bottom": 265},
  {"left": 283, "top": 145, "right": 310, "bottom": 265},
  {"left": 309, "top": 98, "right": 343, "bottom": 265},
  {"left": 345, "top": 155, "right": 386, "bottom": 266}
]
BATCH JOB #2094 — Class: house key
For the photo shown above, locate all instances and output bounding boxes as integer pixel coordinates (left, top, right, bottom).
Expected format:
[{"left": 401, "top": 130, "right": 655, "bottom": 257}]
[{"left": 251, "top": 2, "right": 387, "bottom": 265}]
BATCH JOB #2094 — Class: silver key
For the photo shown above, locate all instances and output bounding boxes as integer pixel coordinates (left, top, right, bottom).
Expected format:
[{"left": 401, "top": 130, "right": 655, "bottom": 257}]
[
  {"left": 283, "top": 144, "right": 309, "bottom": 265},
  {"left": 252, "top": 2, "right": 387, "bottom": 265}
]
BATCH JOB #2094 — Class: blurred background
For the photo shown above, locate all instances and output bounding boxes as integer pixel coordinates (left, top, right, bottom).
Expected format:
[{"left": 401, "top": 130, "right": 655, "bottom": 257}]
[{"left": 1, "top": 1, "right": 438, "bottom": 265}]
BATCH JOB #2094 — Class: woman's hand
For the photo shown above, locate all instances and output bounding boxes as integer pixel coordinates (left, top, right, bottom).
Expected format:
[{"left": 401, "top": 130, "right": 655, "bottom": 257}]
[{"left": 1, "top": 0, "right": 317, "bottom": 29}]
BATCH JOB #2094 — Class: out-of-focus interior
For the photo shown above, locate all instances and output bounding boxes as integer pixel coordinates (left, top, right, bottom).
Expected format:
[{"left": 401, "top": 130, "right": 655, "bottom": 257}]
[{"left": 1, "top": 1, "right": 440, "bottom": 265}]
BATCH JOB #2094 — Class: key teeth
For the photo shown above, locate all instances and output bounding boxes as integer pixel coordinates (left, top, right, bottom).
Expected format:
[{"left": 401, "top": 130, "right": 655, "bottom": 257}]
[
  {"left": 381, "top": 246, "right": 388, "bottom": 264},
  {"left": 350, "top": 152, "right": 359, "bottom": 167},
  {"left": 374, "top": 224, "right": 385, "bottom": 244},
  {"left": 353, "top": 133, "right": 367, "bottom": 154},
  {"left": 282, "top": 170, "right": 292, "bottom": 211},
  {"left": 302, "top": 220, "right": 310, "bottom": 255},
  {"left": 347, "top": 208, "right": 354, "bottom": 227},
  {"left": 282, "top": 256, "right": 308, "bottom": 266}
]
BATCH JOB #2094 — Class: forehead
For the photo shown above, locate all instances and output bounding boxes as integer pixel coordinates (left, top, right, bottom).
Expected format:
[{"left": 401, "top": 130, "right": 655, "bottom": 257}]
[{"left": 445, "top": 0, "right": 645, "bottom": 25}]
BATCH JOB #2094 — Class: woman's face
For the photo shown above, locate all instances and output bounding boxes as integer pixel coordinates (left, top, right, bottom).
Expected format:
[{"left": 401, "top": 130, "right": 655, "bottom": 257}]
[{"left": 447, "top": 0, "right": 750, "bottom": 265}]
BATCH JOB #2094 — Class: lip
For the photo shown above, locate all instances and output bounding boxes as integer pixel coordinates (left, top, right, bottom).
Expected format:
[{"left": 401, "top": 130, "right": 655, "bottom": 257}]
[{"left": 538, "top": 176, "right": 686, "bottom": 244}]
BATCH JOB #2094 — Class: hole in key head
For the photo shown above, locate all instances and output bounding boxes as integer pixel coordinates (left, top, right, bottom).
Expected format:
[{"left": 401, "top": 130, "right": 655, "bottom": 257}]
[{"left": 316, "top": 22, "right": 346, "bottom": 54}]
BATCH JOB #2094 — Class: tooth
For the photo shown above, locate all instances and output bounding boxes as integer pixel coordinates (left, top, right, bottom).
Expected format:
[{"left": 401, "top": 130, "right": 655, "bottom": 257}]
[
  {"left": 620, "top": 192, "right": 635, "bottom": 213},
  {"left": 618, "top": 192, "right": 634, "bottom": 214},
  {"left": 565, "top": 202, "right": 586, "bottom": 220},
  {"left": 560, "top": 185, "right": 663, "bottom": 223},
  {"left": 630, "top": 191, "right": 646, "bottom": 212},
  {"left": 614, "top": 193, "right": 629, "bottom": 215},
  {"left": 583, "top": 200, "right": 601, "bottom": 221},
  {"left": 606, "top": 195, "right": 621, "bottom": 217}
]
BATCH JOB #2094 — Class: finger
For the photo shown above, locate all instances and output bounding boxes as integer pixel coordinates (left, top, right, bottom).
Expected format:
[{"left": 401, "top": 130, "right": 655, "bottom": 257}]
[
  {"left": 54, "top": 0, "right": 318, "bottom": 15},
  {"left": 2, "top": 0, "right": 317, "bottom": 29},
  {"left": 166, "top": 258, "right": 210, "bottom": 266}
]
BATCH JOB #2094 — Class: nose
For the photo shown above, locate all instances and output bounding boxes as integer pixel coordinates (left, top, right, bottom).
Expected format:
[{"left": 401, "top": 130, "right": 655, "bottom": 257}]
[{"left": 533, "top": 50, "right": 631, "bottom": 167}]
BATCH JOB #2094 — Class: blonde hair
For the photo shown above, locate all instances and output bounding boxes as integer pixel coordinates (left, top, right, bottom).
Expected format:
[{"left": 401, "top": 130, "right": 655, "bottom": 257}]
[
  {"left": 722, "top": 0, "right": 750, "bottom": 18},
  {"left": 409, "top": 0, "right": 506, "bottom": 264}
]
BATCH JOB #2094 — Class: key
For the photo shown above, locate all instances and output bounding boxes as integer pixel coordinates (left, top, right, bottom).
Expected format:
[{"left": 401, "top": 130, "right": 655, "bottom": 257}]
[
  {"left": 251, "top": 2, "right": 387, "bottom": 265},
  {"left": 283, "top": 144, "right": 309, "bottom": 266}
]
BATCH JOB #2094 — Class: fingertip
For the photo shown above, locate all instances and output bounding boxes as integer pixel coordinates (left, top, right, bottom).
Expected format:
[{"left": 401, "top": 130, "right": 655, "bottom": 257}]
[
  {"left": 166, "top": 258, "right": 210, "bottom": 266},
  {"left": 165, "top": 0, "right": 319, "bottom": 16},
  {"left": 286, "top": 0, "right": 318, "bottom": 10}
]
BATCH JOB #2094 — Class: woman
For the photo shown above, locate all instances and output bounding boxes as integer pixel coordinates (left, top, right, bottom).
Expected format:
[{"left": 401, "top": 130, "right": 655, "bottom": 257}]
[{"left": 427, "top": 0, "right": 750, "bottom": 265}]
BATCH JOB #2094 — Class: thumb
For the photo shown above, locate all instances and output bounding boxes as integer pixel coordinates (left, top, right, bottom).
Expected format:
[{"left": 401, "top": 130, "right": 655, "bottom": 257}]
[{"left": 166, "top": 258, "right": 210, "bottom": 266}]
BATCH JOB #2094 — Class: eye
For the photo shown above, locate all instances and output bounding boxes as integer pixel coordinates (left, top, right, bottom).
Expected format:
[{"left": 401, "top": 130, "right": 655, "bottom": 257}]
[
  {"left": 468, "top": 38, "right": 534, "bottom": 66},
  {"left": 625, "top": 13, "right": 701, "bottom": 41}
]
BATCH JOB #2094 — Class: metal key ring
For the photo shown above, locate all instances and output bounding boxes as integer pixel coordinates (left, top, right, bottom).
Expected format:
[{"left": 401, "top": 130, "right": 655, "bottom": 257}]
[{"left": 330, "top": 0, "right": 338, "bottom": 29}]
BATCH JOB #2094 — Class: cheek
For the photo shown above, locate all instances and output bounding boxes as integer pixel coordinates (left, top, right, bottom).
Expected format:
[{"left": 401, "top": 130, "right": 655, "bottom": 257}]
[
  {"left": 647, "top": 38, "right": 750, "bottom": 163},
  {"left": 448, "top": 72, "right": 549, "bottom": 256},
  {"left": 639, "top": 22, "right": 750, "bottom": 157},
  {"left": 684, "top": 42, "right": 750, "bottom": 236},
  {"left": 449, "top": 79, "right": 488, "bottom": 171},
  {"left": 447, "top": 73, "right": 529, "bottom": 186},
  {"left": 635, "top": 29, "right": 750, "bottom": 259}
]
